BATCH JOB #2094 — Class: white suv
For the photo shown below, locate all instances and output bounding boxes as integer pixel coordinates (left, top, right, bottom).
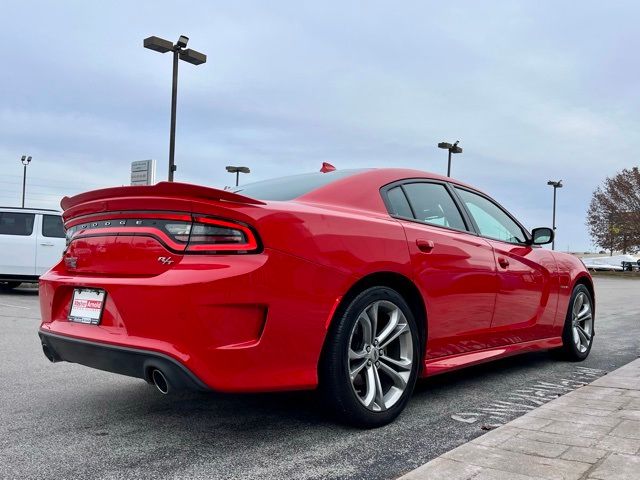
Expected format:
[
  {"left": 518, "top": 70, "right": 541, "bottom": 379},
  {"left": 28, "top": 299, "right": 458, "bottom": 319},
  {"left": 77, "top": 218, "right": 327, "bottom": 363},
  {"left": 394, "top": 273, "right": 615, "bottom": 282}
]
[{"left": 0, "top": 207, "right": 66, "bottom": 289}]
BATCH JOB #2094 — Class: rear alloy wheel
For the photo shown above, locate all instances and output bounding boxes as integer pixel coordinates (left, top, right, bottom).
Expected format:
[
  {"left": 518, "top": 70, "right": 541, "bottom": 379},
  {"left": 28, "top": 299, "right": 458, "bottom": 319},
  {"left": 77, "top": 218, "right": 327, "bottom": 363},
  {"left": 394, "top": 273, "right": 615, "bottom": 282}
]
[
  {"left": 321, "top": 287, "right": 420, "bottom": 427},
  {"left": 0, "top": 281, "right": 21, "bottom": 290},
  {"left": 560, "top": 284, "right": 594, "bottom": 361}
]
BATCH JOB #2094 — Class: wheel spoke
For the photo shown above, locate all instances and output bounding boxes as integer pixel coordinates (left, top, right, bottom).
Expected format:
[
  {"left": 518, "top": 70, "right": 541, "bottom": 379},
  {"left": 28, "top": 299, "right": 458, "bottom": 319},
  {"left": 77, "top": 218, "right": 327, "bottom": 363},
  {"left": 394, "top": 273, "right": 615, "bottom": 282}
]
[
  {"left": 372, "top": 366, "right": 386, "bottom": 411},
  {"left": 369, "top": 302, "right": 382, "bottom": 339},
  {"left": 573, "top": 294, "right": 584, "bottom": 317},
  {"left": 577, "top": 304, "right": 591, "bottom": 320},
  {"left": 362, "top": 365, "right": 376, "bottom": 407},
  {"left": 350, "top": 358, "right": 368, "bottom": 381},
  {"left": 576, "top": 325, "right": 591, "bottom": 343},
  {"left": 357, "top": 311, "right": 374, "bottom": 345},
  {"left": 377, "top": 307, "right": 400, "bottom": 344},
  {"left": 378, "top": 360, "right": 408, "bottom": 389},
  {"left": 578, "top": 313, "right": 592, "bottom": 324},
  {"left": 380, "top": 355, "right": 412, "bottom": 371},
  {"left": 380, "top": 322, "right": 409, "bottom": 350},
  {"left": 575, "top": 327, "right": 587, "bottom": 349},
  {"left": 349, "top": 348, "right": 367, "bottom": 360}
]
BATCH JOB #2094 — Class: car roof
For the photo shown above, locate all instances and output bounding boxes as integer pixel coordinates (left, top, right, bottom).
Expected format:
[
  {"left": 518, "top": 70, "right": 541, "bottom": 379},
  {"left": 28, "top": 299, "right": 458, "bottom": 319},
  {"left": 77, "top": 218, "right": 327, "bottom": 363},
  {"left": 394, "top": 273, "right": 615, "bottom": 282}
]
[
  {"left": 0, "top": 206, "right": 61, "bottom": 214},
  {"left": 296, "top": 167, "right": 482, "bottom": 213}
]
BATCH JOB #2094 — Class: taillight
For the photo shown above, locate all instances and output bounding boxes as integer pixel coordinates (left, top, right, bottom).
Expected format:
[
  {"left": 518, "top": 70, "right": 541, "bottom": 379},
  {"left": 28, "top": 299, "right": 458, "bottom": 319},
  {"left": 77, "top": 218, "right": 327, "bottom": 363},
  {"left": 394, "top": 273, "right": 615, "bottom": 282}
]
[
  {"left": 163, "top": 222, "right": 192, "bottom": 243},
  {"left": 65, "top": 213, "right": 259, "bottom": 254},
  {"left": 186, "top": 216, "right": 258, "bottom": 253}
]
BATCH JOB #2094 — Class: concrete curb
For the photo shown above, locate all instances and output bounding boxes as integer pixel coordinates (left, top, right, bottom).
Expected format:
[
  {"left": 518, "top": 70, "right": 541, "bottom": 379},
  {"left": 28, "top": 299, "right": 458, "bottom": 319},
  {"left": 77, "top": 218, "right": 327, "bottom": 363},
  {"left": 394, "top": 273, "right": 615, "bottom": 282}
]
[{"left": 399, "top": 358, "right": 640, "bottom": 480}]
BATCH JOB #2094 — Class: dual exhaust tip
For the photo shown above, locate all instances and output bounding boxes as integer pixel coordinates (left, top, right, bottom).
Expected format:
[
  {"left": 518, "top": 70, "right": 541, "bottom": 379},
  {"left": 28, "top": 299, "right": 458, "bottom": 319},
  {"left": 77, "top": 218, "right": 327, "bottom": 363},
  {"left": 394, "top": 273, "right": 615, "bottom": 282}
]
[
  {"left": 150, "top": 368, "right": 170, "bottom": 395},
  {"left": 42, "top": 343, "right": 172, "bottom": 396}
]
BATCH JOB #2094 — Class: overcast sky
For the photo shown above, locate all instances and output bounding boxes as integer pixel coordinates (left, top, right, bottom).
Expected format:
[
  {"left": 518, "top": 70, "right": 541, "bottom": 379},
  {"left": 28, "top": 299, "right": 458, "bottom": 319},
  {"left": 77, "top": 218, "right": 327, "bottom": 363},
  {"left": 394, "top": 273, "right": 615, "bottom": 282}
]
[{"left": 2, "top": 1, "right": 638, "bottom": 251}]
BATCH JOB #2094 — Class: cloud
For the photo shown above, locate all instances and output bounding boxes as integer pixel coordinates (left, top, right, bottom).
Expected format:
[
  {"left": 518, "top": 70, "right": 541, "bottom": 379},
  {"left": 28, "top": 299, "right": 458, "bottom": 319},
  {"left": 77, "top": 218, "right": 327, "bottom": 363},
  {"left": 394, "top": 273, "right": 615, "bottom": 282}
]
[{"left": 1, "top": 1, "right": 639, "bottom": 251}]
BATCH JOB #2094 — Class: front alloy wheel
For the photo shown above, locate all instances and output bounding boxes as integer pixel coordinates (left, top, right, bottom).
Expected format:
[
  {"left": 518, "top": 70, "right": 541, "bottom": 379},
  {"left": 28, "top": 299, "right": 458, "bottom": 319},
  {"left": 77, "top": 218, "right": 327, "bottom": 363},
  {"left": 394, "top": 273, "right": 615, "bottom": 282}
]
[
  {"left": 560, "top": 284, "right": 594, "bottom": 361},
  {"left": 571, "top": 291, "right": 593, "bottom": 354},
  {"left": 321, "top": 287, "right": 420, "bottom": 428}
]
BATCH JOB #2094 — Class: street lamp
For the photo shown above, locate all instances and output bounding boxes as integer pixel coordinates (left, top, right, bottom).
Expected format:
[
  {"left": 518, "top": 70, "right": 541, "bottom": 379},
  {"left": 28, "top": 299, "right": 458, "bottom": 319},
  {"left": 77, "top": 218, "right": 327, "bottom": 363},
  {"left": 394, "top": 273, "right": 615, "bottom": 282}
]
[
  {"left": 437, "top": 140, "right": 463, "bottom": 177},
  {"left": 20, "top": 155, "right": 31, "bottom": 208},
  {"left": 547, "top": 180, "right": 563, "bottom": 250},
  {"left": 226, "top": 166, "right": 250, "bottom": 187},
  {"left": 144, "top": 35, "right": 207, "bottom": 182}
]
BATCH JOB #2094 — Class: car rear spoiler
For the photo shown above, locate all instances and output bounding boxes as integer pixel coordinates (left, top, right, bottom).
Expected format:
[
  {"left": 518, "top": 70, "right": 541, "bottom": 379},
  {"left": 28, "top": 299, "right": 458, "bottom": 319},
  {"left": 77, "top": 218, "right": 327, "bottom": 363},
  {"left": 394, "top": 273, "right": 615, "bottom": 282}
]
[{"left": 61, "top": 182, "right": 266, "bottom": 211}]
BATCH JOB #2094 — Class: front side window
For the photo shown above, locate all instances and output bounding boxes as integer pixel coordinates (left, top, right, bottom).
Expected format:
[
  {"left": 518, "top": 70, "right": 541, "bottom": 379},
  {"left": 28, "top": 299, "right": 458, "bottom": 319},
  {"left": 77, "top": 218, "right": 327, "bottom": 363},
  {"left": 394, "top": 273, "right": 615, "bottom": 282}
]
[
  {"left": 42, "top": 215, "right": 65, "bottom": 238},
  {"left": 0, "top": 212, "right": 35, "bottom": 236},
  {"left": 455, "top": 188, "right": 527, "bottom": 244},
  {"left": 402, "top": 183, "right": 467, "bottom": 231}
]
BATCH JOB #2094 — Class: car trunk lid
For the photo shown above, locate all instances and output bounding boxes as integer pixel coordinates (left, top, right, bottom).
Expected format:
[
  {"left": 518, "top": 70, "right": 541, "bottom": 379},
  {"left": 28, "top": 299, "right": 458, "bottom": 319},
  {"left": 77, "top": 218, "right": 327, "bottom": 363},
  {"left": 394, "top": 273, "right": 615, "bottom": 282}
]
[{"left": 61, "top": 182, "right": 263, "bottom": 276}]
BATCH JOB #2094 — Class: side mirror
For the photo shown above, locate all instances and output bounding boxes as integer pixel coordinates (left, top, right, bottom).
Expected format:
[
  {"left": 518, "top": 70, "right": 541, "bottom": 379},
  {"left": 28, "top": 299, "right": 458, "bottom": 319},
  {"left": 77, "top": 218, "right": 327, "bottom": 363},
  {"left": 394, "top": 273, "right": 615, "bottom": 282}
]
[{"left": 531, "top": 227, "right": 554, "bottom": 245}]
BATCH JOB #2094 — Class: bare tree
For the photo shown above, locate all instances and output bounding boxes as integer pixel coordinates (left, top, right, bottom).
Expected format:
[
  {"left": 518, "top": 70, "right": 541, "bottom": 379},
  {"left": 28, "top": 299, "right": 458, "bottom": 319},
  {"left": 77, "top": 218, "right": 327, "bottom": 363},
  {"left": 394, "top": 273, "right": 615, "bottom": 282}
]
[{"left": 586, "top": 167, "right": 640, "bottom": 255}]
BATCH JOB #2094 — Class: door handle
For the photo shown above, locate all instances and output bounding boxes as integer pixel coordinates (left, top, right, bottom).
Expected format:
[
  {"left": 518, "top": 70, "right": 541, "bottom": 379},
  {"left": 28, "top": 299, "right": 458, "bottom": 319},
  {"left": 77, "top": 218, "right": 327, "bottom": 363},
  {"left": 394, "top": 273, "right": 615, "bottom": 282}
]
[
  {"left": 40, "top": 243, "right": 55, "bottom": 247},
  {"left": 497, "top": 256, "right": 510, "bottom": 268},
  {"left": 416, "top": 239, "right": 435, "bottom": 253}
]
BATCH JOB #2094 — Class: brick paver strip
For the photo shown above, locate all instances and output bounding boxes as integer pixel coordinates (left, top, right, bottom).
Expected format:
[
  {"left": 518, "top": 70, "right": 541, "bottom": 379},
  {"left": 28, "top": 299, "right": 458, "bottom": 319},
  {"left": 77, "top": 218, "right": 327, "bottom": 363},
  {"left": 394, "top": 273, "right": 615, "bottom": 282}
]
[{"left": 398, "top": 358, "right": 640, "bottom": 480}]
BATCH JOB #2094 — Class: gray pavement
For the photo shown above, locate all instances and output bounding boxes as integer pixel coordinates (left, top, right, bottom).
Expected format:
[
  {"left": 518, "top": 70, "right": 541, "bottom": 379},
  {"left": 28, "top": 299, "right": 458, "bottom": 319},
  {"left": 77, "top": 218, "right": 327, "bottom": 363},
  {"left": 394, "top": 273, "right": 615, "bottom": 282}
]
[
  {"left": 400, "top": 358, "right": 640, "bottom": 480},
  {"left": 0, "top": 277, "right": 639, "bottom": 479}
]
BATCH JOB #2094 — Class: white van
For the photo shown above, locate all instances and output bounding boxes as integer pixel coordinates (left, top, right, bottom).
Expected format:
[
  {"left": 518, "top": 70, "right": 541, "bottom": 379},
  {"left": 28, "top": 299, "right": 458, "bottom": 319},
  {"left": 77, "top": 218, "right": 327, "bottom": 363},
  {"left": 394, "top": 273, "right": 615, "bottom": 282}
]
[{"left": 0, "top": 207, "right": 66, "bottom": 289}]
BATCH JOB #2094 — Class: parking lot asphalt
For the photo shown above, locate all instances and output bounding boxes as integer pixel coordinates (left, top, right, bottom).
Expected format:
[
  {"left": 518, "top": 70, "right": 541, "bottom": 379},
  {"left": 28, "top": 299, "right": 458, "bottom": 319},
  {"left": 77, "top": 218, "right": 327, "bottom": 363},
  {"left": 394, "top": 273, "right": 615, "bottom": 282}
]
[{"left": 1, "top": 277, "right": 639, "bottom": 480}]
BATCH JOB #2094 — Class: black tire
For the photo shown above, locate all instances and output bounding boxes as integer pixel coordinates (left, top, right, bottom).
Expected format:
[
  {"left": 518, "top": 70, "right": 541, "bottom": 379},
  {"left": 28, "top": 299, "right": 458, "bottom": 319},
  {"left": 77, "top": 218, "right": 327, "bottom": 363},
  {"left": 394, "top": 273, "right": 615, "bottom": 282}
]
[
  {"left": 320, "top": 286, "right": 421, "bottom": 428},
  {"left": 559, "top": 284, "right": 594, "bottom": 361},
  {"left": 0, "top": 281, "right": 21, "bottom": 290}
]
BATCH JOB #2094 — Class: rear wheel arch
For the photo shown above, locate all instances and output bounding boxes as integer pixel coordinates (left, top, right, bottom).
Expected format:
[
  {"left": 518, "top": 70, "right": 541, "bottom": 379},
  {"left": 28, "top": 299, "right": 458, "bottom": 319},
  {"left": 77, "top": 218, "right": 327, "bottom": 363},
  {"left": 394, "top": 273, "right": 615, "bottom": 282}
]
[{"left": 321, "top": 272, "right": 427, "bottom": 364}]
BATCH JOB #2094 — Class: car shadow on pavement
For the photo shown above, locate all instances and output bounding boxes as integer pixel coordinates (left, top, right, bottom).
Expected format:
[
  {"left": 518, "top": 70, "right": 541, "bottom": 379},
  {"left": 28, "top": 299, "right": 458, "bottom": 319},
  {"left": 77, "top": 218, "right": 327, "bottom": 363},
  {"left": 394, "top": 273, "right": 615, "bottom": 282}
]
[{"left": 62, "top": 349, "right": 559, "bottom": 439}]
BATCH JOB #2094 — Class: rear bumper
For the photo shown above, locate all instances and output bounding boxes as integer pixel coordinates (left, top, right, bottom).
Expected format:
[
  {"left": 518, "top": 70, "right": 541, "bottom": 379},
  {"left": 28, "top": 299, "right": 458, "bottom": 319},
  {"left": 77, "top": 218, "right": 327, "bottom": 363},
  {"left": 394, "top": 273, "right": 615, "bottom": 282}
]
[
  {"left": 38, "top": 248, "right": 353, "bottom": 392},
  {"left": 39, "top": 330, "right": 208, "bottom": 391}
]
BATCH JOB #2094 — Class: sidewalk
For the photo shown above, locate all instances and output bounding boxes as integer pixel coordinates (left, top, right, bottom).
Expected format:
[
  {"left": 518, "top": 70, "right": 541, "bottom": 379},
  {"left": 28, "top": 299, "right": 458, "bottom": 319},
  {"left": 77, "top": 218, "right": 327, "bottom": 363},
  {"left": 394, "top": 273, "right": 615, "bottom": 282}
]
[{"left": 400, "top": 358, "right": 640, "bottom": 480}]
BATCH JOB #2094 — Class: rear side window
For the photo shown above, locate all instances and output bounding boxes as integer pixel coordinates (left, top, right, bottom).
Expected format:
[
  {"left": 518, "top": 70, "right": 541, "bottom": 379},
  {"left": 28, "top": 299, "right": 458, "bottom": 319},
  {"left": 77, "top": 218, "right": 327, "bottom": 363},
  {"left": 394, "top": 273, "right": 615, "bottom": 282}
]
[
  {"left": 234, "top": 169, "right": 369, "bottom": 201},
  {"left": 386, "top": 187, "right": 413, "bottom": 218},
  {"left": 402, "top": 183, "right": 467, "bottom": 231},
  {"left": 0, "top": 212, "right": 35, "bottom": 236},
  {"left": 42, "top": 215, "right": 65, "bottom": 238}
]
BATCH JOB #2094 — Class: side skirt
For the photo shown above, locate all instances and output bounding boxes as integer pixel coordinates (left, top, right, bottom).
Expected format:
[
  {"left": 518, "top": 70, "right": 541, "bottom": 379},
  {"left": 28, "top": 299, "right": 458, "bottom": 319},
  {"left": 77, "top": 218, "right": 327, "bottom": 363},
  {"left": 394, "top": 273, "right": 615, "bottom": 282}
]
[{"left": 422, "top": 337, "right": 563, "bottom": 377}]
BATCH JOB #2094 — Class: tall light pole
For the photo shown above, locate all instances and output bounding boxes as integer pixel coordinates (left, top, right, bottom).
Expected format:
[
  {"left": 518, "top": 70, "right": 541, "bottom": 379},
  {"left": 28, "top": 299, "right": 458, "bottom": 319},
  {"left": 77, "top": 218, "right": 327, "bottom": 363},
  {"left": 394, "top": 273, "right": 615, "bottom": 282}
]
[
  {"left": 144, "top": 35, "right": 207, "bottom": 182},
  {"left": 20, "top": 155, "right": 31, "bottom": 208},
  {"left": 547, "top": 180, "right": 563, "bottom": 250},
  {"left": 226, "top": 166, "right": 250, "bottom": 187},
  {"left": 437, "top": 140, "right": 462, "bottom": 177}
]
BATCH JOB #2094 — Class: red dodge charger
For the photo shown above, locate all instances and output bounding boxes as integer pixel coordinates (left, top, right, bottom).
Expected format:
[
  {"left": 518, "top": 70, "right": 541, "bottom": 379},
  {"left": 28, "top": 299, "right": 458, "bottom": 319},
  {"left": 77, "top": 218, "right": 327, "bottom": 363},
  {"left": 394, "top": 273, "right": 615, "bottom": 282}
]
[{"left": 39, "top": 168, "right": 594, "bottom": 427}]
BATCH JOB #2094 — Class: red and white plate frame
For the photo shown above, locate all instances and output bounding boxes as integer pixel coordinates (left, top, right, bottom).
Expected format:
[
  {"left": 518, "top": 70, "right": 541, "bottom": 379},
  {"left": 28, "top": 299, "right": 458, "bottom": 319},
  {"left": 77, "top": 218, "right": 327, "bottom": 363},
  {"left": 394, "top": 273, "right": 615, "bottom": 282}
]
[{"left": 68, "top": 288, "right": 107, "bottom": 325}]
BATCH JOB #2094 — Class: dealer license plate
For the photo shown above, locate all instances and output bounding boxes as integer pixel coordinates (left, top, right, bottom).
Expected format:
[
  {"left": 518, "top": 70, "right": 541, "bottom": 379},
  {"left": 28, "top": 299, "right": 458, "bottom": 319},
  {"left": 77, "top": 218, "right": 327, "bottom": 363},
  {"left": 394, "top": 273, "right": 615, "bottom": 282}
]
[{"left": 68, "top": 289, "right": 106, "bottom": 325}]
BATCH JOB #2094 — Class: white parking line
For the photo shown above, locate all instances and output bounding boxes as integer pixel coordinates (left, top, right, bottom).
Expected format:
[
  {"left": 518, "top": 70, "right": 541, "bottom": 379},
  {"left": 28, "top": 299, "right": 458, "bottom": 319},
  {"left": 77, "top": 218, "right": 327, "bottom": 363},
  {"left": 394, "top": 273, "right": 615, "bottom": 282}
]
[{"left": 0, "top": 302, "right": 30, "bottom": 310}]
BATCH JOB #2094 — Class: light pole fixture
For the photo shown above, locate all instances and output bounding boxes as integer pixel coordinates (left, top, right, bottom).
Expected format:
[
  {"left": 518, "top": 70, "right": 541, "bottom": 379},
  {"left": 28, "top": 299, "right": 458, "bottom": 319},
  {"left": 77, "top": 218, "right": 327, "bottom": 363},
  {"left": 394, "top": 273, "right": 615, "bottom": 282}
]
[
  {"left": 226, "top": 166, "right": 250, "bottom": 187},
  {"left": 547, "top": 180, "right": 563, "bottom": 250},
  {"left": 144, "top": 35, "right": 207, "bottom": 182},
  {"left": 20, "top": 155, "right": 32, "bottom": 208},
  {"left": 437, "top": 140, "right": 462, "bottom": 177}
]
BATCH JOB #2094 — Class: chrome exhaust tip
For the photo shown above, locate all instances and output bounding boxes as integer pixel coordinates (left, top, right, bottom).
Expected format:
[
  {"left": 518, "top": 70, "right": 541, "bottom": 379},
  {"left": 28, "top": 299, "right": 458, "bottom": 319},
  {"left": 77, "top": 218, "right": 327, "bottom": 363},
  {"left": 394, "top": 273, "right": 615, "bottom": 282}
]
[{"left": 151, "top": 368, "right": 170, "bottom": 395}]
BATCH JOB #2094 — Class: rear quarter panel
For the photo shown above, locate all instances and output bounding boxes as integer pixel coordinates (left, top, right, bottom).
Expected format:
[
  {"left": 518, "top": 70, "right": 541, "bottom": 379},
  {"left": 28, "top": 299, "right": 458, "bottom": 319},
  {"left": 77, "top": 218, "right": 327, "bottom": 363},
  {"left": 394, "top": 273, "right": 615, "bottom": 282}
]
[{"left": 252, "top": 201, "right": 412, "bottom": 281}]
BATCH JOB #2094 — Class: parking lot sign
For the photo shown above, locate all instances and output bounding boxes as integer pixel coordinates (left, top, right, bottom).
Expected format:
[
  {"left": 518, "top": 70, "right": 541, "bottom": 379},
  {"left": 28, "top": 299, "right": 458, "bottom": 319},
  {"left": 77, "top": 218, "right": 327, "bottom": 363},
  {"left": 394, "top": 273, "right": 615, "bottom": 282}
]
[{"left": 130, "top": 160, "right": 156, "bottom": 186}]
